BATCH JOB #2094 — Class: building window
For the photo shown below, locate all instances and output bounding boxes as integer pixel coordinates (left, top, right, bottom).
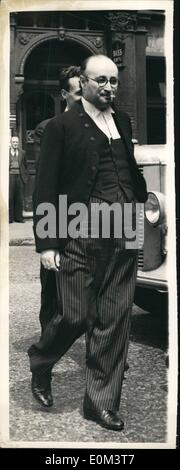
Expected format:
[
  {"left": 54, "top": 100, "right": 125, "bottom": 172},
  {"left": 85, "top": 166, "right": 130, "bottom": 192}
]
[
  {"left": 146, "top": 56, "right": 166, "bottom": 144},
  {"left": 16, "top": 11, "right": 106, "bottom": 30}
]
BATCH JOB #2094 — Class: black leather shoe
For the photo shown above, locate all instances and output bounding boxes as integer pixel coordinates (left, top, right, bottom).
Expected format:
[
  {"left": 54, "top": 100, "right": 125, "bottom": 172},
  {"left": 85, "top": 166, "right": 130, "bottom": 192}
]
[
  {"left": 84, "top": 407, "right": 124, "bottom": 431},
  {"left": 31, "top": 371, "right": 53, "bottom": 408}
]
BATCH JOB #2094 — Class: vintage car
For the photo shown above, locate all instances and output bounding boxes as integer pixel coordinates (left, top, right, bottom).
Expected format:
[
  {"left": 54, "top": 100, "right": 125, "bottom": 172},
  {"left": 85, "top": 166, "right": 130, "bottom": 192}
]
[{"left": 134, "top": 144, "right": 168, "bottom": 313}]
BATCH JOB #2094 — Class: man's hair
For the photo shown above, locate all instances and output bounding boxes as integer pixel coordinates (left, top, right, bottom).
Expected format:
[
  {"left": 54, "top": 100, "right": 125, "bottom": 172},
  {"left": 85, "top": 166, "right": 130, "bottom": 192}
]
[
  {"left": 80, "top": 57, "right": 92, "bottom": 75},
  {"left": 60, "top": 66, "right": 81, "bottom": 91},
  {"left": 11, "top": 135, "right": 19, "bottom": 140},
  {"left": 81, "top": 54, "right": 116, "bottom": 75}
]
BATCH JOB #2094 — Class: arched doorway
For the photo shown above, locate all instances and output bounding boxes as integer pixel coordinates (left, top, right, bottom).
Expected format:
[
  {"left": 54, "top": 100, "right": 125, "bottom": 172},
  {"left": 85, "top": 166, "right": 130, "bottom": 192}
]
[
  {"left": 20, "top": 38, "right": 94, "bottom": 210},
  {"left": 22, "top": 38, "right": 91, "bottom": 148}
]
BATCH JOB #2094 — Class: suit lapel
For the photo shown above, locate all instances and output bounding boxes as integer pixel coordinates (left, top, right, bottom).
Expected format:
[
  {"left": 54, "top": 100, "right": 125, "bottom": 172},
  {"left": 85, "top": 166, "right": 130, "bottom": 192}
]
[
  {"left": 75, "top": 101, "right": 136, "bottom": 164},
  {"left": 112, "top": 111, "right": 134, "bottom": 159},
  {"left": 77, "top": 101, "right": 133, "bottom": 156}
]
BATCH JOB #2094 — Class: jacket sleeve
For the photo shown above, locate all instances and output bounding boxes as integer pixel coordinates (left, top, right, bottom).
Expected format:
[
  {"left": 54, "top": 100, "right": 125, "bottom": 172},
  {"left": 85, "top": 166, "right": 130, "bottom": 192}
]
[{"left": 33, "top": 118, "right": 65, "bottom": 253}]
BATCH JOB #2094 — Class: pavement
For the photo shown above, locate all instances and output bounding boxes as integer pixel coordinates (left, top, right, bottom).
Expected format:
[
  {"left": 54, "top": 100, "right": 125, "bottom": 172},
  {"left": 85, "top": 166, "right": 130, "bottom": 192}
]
[
  {"left": 8, "top": 220, "right": 168, "bottom": 444},
  {"left": 9, "top": 218, "right": 34, "bottom": 246}
]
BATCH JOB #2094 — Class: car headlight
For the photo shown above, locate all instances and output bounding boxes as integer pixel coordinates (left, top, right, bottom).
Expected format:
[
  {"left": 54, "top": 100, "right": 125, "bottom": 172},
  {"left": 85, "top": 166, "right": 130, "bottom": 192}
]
[{"left": 144, "top": 191, "right": 166, "bottom": 226}]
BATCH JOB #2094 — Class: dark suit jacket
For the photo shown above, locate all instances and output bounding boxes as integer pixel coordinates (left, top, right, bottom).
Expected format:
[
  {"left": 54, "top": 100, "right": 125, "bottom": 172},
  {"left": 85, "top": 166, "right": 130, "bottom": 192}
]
[
  {"left": 9, "top": 147, "right": 29, "bottom": 184},
  {"left": 34, "top": 119, "right": 52, "bottom": 166},
  {"left": 33, "top": 101, "right": 147, "bottom": 253}
]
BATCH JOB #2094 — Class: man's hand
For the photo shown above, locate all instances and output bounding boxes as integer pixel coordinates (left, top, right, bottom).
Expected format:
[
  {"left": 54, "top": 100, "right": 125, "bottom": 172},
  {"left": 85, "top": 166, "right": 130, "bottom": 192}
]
[{"left": 40, "top": 250, "right": 60, "bottom": 272}]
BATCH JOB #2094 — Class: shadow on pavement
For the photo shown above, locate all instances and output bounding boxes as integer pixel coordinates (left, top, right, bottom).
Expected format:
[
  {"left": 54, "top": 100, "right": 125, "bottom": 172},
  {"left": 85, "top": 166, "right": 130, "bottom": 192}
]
[{"left": 131, "top": 306, "right": 168, "bottom": 351}]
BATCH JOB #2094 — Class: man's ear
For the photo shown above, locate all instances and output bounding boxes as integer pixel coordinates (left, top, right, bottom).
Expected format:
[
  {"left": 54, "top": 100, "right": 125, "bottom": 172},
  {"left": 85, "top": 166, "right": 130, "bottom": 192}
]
[
  {"left": 80, "top": 75, "right": 86, "bottom": 88},
  {"left": 61, "top": 89, "right": 67, "bottom": 101}
]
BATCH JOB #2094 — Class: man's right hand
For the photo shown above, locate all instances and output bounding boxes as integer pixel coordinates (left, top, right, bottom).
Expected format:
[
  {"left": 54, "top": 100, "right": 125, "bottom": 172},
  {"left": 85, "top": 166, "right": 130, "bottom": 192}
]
[{"left": 40, "top": 250, "right": 60, "bottom": 272}]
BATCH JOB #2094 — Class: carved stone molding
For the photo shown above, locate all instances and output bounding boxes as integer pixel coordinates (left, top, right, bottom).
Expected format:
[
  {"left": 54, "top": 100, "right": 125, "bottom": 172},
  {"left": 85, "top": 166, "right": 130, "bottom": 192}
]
[
  {"left": 17, "top": 32, "right": 34, "bottom": 45},
  {"left": 107, "top": 12, "right": 138, "bottom": 32},
  {"left": 18, "top": 32, "right": 98, "bottom": 75},
  {"left": 57, "top": 27, "right": 66, "bottom": 41},
  {"left": 93, "top": 36, "right": 103, "bottom": 48},
  {"left": 15, "top": 85, "right": 24, "bottom": 97},
  {"left": 15, "top": 75, "right": 24, "bottom": 97},
  {"left": 17, "top": 31, "right": 43, "bottom": 46}
]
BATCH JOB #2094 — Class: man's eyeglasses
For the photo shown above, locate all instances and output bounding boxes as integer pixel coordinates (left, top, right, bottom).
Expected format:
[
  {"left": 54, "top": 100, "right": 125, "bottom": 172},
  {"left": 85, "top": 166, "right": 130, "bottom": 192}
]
[{"left": 85, "top": 75, "right": 119, "bottom": 88}]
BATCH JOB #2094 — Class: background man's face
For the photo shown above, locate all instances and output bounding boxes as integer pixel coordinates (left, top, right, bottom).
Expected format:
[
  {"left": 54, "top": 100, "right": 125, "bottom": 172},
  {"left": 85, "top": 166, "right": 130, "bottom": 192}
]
[
  {"left": 81, "top": 57, "right": 118, "bottom": 110},
  {"left": 11, "top": 137, "right": 19, "bottom": 149},
  {"left": 62, "top": 76, "right": 81, "bottom": 109}
]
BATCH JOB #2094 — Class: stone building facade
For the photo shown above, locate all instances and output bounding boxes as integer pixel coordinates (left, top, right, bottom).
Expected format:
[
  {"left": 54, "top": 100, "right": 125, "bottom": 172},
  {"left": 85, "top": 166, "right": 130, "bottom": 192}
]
[{"left": 10, "top": 10, "right": 166, "bottom": 210}]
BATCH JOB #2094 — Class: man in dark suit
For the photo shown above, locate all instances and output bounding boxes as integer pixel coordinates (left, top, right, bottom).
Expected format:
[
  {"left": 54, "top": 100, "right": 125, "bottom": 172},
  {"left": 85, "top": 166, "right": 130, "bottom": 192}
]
[
  {"left": 9, "top": 136, "right": 28, "bottom": 223},
  {"left": 34, "top": 66, "right": 81, "bottom": 170},
  {"left": 28, "top": 55, "right": 147, "bottom": 431},
  {"left": 33, "top": 66, "right": 81, "bottom": 333}
]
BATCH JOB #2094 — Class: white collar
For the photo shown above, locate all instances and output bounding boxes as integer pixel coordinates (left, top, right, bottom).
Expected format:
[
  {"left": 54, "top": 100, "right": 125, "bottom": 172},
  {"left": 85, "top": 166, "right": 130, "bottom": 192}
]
[{"left": 82, "top": 97, "right": 114, "bottom": 118}]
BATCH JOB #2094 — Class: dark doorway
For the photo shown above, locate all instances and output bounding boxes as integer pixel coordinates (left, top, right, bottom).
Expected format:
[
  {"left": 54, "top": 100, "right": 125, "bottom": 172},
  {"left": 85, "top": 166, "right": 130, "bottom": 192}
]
[
  {"left": 21, "top": 38, "right": 94, "bottom": 211},
  {"left": 24, "top": 38, "right": 90, "bottom": 81},
  {"left": 26, "top": 92, "right": 55, "bottom": 130}
]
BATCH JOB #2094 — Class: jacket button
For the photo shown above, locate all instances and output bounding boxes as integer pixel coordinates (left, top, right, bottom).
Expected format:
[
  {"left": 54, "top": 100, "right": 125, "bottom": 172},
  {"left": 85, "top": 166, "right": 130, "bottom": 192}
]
[
  {"left": 79, "top": 113, "right": 84, "bottom": 117},
  {"left": 91, "top": 166, "right": 96, "bottom": 171},
  {"left": 90, "top": 136, "right": 95, "bottom": 141},
  {"left": 84, "top": 123, "right": 89, "bottom": 128}
]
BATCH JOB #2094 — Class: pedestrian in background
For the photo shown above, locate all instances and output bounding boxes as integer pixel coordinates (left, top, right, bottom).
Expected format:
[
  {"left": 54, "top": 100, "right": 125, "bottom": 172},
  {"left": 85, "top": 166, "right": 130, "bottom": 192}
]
[
  {"left": 33, "top": 66, "right": 81, "bottom": 169},
  {"left": 34, "top": 66, "right": 82, "bottom": 334},
  {"left": 9, "top": 135, "right": 28, "bottom": 223}
]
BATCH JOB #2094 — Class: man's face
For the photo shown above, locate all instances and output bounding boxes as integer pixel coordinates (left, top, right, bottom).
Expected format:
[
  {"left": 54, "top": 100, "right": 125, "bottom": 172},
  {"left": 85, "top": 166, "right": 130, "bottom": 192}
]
[
  {"left": 11, "top": 137, "right": 19, "bottom": 149},
  {"left": 80, "top": 57, "right": 119, "bottom": 110},
  {"left": 62, "top": 76, "right": 81, "bottom": 110}
]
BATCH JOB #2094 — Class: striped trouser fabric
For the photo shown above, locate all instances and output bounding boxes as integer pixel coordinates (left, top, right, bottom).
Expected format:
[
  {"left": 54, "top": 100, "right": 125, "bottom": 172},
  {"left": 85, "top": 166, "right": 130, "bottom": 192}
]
[{"left": 28, "top": 195, "right": 138, "bottom": 410}]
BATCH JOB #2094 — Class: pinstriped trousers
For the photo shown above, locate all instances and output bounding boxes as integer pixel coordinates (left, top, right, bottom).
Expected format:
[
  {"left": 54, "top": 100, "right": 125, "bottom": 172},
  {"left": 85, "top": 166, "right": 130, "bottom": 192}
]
[{"left": 28, "top": 195, "right": 138, "bottom": 410}]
